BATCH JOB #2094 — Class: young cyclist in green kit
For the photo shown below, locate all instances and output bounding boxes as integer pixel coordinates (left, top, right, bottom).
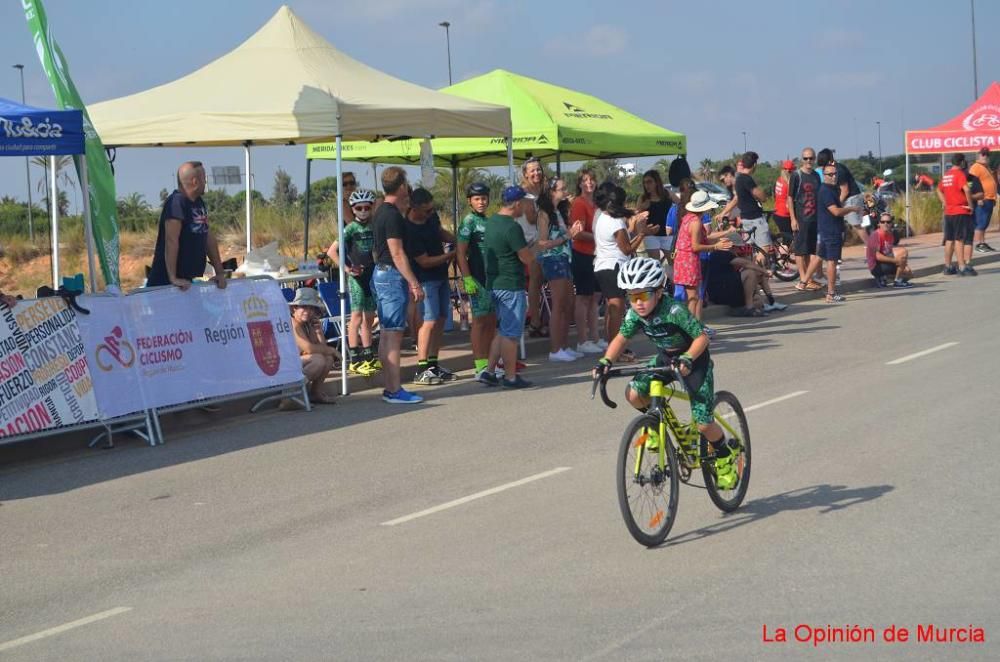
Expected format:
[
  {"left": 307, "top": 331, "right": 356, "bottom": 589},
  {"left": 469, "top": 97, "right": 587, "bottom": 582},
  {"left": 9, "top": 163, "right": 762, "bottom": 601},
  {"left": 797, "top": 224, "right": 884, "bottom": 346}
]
[{"left": 593, "top": 257, "right": 739, "bottom": 488}]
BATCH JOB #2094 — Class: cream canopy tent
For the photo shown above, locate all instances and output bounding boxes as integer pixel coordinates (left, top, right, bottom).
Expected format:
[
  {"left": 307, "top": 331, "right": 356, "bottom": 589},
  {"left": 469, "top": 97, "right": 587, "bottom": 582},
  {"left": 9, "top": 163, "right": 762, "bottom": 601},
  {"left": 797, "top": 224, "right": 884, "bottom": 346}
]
[{"left": 87, "top": 5, "right": 511, "bottom": 395}]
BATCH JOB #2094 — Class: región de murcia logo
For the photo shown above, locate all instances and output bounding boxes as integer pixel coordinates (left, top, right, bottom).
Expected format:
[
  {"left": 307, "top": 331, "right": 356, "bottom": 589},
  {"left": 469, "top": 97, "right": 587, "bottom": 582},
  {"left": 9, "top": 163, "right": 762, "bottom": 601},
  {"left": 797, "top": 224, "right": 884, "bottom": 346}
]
[{"left": 243, "top": 295, "right": 280, "bottom": 376}]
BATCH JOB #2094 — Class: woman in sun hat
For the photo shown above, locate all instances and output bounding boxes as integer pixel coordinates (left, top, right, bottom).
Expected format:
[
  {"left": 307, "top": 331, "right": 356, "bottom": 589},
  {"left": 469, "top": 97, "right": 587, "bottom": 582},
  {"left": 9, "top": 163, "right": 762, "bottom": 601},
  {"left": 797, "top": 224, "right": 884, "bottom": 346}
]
[
  {"left": 287, "top": 287, "right": 339, "bottom": 406},
  {"left": 673, "top": 191, "right": 732, "bottom": 319}
]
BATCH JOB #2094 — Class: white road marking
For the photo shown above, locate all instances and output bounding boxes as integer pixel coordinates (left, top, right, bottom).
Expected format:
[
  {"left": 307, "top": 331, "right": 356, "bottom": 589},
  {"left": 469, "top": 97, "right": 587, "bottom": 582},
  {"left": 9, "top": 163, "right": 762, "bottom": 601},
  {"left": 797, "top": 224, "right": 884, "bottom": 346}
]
[
  {"left": 0, "top": 607, "right": 131, "bottom": 652},
  {"left": 743, "top": 390, "right": 809, "bottom": 413},
  {"left": 380, "top": 467, "right": 572, "bottom": 526},
  {"left": 886, "top": 342, "right": 959, "bottom": 365}
]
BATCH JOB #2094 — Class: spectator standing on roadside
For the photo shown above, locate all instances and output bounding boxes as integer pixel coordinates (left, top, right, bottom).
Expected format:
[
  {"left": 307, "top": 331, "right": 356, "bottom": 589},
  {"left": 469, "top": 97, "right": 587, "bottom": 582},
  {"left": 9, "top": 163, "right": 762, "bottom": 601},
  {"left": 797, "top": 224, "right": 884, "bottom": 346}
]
[
  {"left": 789, "top": 148, "right": 823, "bottom": 291},
  {"left": 674, "top": 191, "right": 732, "bottom": 318},
  {"left": 405, "top": 188, "right": 457, "bottom": 385},
  {"left": 569, "top": 168, "right": 603, "bottom": 353},
  {"left": 520, "top": 157, "right": 547, "bottom": 338},
  {"left": 371, "top": 167, "right": 425, "bottom": 404},
  {"left": 969, "top": 147, "right": 996, "bottom": 253},
  {"left": 148, "top": 161, "right": 227, "bottom": 290},
  {"left": 773, "top": 160, "right": 794, "bottom": 240},
  {"left": 818, "top": 165, "right": 863, "bottom": 302},
  {"left": 817, "top": 148, "right": 867, "bottom": 244},
  {"left": 482, "top": 186, "right": 536, "bottom": 389},
  {"left": 456, "top": 182, "right": 498, "bottom": 383},
  {"left": 328, "top": 189, "right": 379, "bottom": 377},
  {"left": 937, "top": 153, "right": 976, "bottom": 276},
  {"left": 594, "top": 182, "right": 651, "bottom": 361},
  {"left": 637, "top": 169, "right": 675, "bottom": 260},
  {"left": 867, "top": 212, "right": 912, "bottom": 287},
  {"left": 339, "top": 171, "right": 358, "bottom": 225},
  {"left": 733, "top": 151, "right": 770, "bottom": 251},
  {"left": 536, "top": 178, "right": 581, "bottom": 363},
  {"left": 716, "top": 165, "right": 738, "bottom": 221}
]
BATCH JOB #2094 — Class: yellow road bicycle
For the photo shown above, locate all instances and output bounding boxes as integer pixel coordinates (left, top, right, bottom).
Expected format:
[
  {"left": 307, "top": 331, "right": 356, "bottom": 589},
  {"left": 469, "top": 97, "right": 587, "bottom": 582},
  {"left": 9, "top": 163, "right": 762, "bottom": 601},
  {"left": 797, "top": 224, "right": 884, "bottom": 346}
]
[{"left": 592, "top": 363, "right": 751, "bottom": 547}]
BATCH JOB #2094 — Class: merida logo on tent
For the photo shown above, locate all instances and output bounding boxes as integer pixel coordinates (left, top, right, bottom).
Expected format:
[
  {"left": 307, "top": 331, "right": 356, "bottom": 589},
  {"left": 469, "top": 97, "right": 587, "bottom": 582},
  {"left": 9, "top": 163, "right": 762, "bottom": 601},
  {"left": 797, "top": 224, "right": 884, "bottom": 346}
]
[
  {"left": 962, "top": 104, "right": 1000, "bottom": 130},
  {"left": 562, "top": 101, "right": 612, "bottom": 120}
]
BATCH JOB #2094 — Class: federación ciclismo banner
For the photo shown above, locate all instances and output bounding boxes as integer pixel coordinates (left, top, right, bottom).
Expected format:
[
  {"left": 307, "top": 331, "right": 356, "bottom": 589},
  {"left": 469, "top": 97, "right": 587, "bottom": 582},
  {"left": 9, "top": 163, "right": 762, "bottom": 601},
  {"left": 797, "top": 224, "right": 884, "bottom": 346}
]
[{"left": 25, "top": 0, "right": 121, "bottom": 287}]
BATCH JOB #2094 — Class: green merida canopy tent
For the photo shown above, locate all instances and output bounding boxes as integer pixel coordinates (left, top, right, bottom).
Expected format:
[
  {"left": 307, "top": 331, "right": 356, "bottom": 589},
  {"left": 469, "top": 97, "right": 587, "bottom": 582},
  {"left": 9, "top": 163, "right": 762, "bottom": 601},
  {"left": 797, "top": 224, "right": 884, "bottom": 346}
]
[{"left": 306, "top": 68, "right": 686, "bottom": 166}]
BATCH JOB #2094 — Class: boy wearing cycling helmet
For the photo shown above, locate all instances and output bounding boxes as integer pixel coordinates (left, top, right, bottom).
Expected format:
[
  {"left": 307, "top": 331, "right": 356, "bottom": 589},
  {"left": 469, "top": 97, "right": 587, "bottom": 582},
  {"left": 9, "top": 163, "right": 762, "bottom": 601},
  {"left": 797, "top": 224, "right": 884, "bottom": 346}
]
[
  {"left": 457, "top": 182, "right": 499, "bottom": 383},
  {"left": 594, "top": 257, "right": 738, "bottom": 488},
  {"left": 328, "top": 189, "right": 380, "bottom": 376}
]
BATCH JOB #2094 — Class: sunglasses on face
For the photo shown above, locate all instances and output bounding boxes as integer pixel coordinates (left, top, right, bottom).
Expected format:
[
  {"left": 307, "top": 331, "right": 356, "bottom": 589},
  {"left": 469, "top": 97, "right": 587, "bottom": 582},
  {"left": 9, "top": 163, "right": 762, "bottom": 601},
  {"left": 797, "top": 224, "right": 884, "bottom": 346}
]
[
  {"left": 628, "top": 289, "right": 656, "bottom": 303},
  {"left": 802, "top": 156, "right": 815, "bottom": 161},
  {"left": 353, "top": 204, "right": 372, "bottom": 211}
]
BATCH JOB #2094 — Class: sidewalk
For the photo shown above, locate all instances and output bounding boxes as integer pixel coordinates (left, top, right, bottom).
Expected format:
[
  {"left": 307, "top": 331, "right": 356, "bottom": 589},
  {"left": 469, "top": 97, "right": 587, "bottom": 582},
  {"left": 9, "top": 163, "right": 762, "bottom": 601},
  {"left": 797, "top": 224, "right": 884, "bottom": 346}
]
[{"left": 334, "top": 229, "right": 1000, "bottom": 395}]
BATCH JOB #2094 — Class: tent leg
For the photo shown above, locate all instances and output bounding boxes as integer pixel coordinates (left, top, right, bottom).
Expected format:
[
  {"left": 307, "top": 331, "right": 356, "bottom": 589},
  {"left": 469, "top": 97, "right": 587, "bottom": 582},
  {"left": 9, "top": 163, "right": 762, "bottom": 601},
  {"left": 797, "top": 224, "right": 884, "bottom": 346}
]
[
  {"left": 904, "top": 153, "right": 910, "bottom": 239},
  {"left": 79, "top": 158, "right": 98, "bottom": 292},
  {"left": 556, "top": 153, "right": 561, "bottom": 177},
  {"left": 245, "top": 143, "right": 253, "bottom": 255},
  {"left": 335, "top": 136, "right": 349, "bottom": 397},
  {"left": 451, "top": 159, "right": 459, "bottom": 236},
  {"left": 303, "top": 158, "right": 312, "bottom": 262},
  {"left": 506, "top": 137, "right": 515, "bottom": 183},
  {"left": 50, "top": 155, "right": 60, "bottom": 288}
]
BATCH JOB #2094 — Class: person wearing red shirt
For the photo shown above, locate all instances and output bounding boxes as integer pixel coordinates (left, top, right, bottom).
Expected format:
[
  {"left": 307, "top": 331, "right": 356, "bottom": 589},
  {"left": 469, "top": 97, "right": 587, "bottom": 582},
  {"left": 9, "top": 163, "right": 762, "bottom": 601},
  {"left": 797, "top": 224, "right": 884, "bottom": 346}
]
[
  {"left": 568, "top": 168, "right": 603, "bottom": 353},
  {"left": 773, "top": 160, "right": 793, "bottom": 240},
  {"left": 936, "top": 153, "right": 976, "bottom": 276},
  {"left": 866, "top": 212, "right": 912, "bottom": 287}
]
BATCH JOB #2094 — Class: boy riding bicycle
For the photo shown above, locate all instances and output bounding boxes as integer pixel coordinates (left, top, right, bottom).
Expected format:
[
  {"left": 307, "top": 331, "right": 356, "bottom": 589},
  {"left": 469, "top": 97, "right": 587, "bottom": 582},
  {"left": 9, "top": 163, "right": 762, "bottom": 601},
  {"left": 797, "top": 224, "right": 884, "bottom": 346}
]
[{"left": 593, "top": 257, "right": 738, "bottom": 488}]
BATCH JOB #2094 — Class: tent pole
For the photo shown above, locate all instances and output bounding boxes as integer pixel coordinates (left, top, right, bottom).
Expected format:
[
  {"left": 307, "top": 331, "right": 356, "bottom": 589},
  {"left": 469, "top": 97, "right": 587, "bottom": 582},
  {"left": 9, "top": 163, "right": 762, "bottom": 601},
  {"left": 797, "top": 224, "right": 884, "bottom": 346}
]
[
  {"left": 303, "top": 158, "right": 312, "bottom": 262},
  {"left": 79, "top": 158, "right": 98, "bottom": 292},
  {"left": 244, "top": 143, "right": 253, "bottom": 255},
  {"left": 335, "top": 135, "right": 349, "bottom": 396},
  {"left": 556, "top": 153, "right": 561, "bottom": 177},
  {"left": 506, "top": 137, "right": 515, "bottom": 183},
  {"left": 50, "top": 155, "right": 60, "bottom": 287},
  {"left": 904, "top": 153, "right": 910, "bottom": 239},
  {"left": 451, "top": 158, "right": 459, "bottom": 236}
]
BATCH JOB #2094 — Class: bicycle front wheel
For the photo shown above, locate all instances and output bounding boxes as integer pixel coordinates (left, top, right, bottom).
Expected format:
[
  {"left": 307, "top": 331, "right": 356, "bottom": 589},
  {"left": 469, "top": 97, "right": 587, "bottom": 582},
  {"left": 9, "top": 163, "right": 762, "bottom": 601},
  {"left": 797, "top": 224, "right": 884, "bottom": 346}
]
[
  {"left": 702, "top": 391, "right": 751, "bottom": 512},
  {"left": 616, "top": 414, "right": 680, "bottom": 547}
]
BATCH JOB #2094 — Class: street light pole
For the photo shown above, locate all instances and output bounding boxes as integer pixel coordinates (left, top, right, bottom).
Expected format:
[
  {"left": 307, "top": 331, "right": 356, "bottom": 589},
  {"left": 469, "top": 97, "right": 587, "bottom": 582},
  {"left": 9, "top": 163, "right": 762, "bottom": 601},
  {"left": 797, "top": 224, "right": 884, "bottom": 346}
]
[
  {"left": 13, "top": 64, "right": 34, "bottom": 241},
  {"left": 741, "top": 131, "right": 748, "bottom": 153},
  {"left": 876, "top": 121, "right": 883, "bottom": 172},
  {"left": 438, "top": 21, "right": 453, "bottom": 85},
  {"left": 971, "top": 0, "right": 979, "bottom": 99}
]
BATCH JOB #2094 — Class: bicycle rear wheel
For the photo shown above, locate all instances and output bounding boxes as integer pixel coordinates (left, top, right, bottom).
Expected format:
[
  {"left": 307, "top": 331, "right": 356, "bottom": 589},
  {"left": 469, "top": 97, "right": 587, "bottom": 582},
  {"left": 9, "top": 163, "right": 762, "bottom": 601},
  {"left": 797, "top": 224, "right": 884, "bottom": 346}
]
[
  {"left": 701, "top": 391, "right": 751, "bottom": 512},
  {"left": 616, "top": 414, "right": 680, "bottom": 547},
  {"left": 772, "top": 239, "right": 799, "bottom": 282}
]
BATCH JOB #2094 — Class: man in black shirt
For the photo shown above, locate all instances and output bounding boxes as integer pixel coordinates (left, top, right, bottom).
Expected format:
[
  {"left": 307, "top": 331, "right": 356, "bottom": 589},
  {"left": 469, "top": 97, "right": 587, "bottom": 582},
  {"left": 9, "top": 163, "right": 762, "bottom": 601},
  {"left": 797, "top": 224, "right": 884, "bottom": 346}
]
[
  {"left": 733, "top": 151, "right": 769, "bottom": 250},
  {"left": 147, "top": 161, "right": 226, "bottom": 289},
  {"left": 371, "top": 166, "right": 425, "bottom": 405},
  {"left": 789, "top": 147, "right": 823, "bottom": 288},
  {"left": 817, "top": 148, "right": 867, "bottom": 244},
  {"left": 405, "top": 188, "right": 456, "bottom": 385}
]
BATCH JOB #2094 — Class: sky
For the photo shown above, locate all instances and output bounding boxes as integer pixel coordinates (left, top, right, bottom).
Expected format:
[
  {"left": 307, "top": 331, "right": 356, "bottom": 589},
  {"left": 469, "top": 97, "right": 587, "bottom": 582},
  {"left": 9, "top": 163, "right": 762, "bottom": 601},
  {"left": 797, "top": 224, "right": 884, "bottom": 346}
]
[{"left": 1, "top": 0, "right": 998, "bottom": 212}]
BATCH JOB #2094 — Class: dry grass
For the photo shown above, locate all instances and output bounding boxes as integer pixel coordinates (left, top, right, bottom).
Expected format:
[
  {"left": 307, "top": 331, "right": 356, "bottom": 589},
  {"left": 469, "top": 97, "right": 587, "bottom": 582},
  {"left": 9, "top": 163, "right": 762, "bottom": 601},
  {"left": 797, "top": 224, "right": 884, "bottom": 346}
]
[{"left": 891, "top": 192, "right": 942, "bottom": 234}]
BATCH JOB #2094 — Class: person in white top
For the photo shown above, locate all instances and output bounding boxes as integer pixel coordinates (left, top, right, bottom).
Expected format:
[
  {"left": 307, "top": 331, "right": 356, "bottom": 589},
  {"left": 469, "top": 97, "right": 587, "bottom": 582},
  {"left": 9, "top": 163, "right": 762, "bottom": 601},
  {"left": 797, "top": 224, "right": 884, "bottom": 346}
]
[{"left": 592, "top": 182, "right": 655, "bottom": 355}]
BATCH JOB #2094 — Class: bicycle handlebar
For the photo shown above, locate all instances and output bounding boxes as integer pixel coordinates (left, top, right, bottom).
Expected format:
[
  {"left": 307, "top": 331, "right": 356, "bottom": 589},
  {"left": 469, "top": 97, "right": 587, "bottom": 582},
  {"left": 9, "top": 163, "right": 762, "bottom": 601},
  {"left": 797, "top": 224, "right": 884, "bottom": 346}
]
[{"left": 590, "top": 363, "right": 681, "bottom": 410}]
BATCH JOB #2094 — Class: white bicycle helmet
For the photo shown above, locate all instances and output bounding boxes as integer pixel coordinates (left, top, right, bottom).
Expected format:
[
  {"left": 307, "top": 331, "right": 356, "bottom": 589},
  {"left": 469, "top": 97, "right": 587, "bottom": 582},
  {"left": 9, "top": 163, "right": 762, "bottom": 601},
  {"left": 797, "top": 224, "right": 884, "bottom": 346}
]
[
  {"left": 617, "top": 257, "right": 665, "bottom": 290},
  {"left": 349, "top": 189, "right": 376, "bottom": 206}
]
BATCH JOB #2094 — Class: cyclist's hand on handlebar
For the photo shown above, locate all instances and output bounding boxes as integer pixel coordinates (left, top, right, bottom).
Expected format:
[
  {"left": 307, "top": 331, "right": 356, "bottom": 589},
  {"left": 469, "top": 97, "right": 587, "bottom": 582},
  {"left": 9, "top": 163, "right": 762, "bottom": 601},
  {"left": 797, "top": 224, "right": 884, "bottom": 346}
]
[
  {"left": 593, "top": 357, "right": 612, "bottom": 381},
  {"left": 676, "top": 354, "right": 693, "bottom": 377}
]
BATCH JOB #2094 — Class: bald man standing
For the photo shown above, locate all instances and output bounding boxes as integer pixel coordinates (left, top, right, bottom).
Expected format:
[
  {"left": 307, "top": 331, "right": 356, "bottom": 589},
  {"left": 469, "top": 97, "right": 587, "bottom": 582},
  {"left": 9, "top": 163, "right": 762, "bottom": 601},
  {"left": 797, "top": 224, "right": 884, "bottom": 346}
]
[{"left": 147, "top": 161, "right": 226, "bottom": 289}]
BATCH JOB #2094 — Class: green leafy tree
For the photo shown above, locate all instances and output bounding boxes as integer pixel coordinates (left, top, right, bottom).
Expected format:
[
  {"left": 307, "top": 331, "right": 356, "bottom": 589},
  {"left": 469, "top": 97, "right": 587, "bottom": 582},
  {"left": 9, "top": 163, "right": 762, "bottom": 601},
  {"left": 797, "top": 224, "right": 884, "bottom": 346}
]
[{"left": 272, "top": 167, "right": 298, "bottom": 208}]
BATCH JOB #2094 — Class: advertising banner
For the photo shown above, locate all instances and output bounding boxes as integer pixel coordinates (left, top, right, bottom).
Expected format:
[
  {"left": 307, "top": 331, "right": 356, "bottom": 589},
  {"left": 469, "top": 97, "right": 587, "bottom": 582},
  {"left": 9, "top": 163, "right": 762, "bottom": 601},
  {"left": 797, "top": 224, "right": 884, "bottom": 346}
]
[
  {"left": 0, "top": 299, "right": 99, "bottom": 440},
  {"left": 79, "top": 279, "right": 302, "bottom": 414}
]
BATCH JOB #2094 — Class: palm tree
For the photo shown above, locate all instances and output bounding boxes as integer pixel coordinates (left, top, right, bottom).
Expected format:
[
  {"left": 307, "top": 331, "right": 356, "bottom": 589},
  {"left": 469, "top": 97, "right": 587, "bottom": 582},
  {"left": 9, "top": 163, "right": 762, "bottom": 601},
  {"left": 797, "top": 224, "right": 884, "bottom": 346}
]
[
  {"left": 699, "top": 158, "right": 714, "bottom": 181},
  {"left": 30, "top": 155, "right": 76, "bottom": 213}
]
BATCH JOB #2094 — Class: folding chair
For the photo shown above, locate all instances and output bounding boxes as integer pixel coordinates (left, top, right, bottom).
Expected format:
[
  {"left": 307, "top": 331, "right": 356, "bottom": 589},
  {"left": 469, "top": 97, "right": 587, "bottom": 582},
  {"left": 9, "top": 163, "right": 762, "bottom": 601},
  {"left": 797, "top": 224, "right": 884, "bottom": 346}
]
[{"left": 316, "top": 281, "right": 347, "bottom": 346}]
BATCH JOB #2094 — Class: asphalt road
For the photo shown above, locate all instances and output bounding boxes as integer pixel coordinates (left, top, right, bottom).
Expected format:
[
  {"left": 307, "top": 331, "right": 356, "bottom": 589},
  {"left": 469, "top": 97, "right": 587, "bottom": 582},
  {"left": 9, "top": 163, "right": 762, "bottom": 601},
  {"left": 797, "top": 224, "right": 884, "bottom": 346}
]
[{"left": 2, "top": 263, "right": 999, "bottom": 661}]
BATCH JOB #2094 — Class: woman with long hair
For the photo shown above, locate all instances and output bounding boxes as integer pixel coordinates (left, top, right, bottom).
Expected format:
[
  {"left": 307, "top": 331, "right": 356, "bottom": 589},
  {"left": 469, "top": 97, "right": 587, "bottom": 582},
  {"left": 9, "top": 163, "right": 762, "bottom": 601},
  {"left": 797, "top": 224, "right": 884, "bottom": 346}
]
[
  {"left": 593, "top": 182, "right": 653, "bottom": 357},
  {"left": 568, "top": 168, "right": 602, "bottom": 353},
  {"left": 519, "top": 157, "right": 547, "bottom": 337},
  {"left": 637, "top": 169, "right": 674, "bottom": 260},
  {"left": 536, "top": 177, "right": 580, "bottom": 362}
]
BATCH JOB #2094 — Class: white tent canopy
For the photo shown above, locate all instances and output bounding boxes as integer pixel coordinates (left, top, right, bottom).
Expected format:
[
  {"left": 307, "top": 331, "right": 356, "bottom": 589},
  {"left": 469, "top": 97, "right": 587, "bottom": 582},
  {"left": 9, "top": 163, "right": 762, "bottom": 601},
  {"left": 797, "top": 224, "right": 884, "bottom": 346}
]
[
  {"left": 87, "top": 5, "right": 511, "bottom": 146},
  {"left": 86, "top": 5, "right": 512, "bottom": 398}
]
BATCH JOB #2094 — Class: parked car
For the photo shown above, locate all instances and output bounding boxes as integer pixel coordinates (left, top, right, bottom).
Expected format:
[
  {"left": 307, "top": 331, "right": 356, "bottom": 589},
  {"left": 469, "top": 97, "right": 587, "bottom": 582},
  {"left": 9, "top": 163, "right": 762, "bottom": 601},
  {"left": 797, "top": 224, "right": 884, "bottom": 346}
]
[{"left": 695, "top": 180, "right": 732, "bottom": 204}]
